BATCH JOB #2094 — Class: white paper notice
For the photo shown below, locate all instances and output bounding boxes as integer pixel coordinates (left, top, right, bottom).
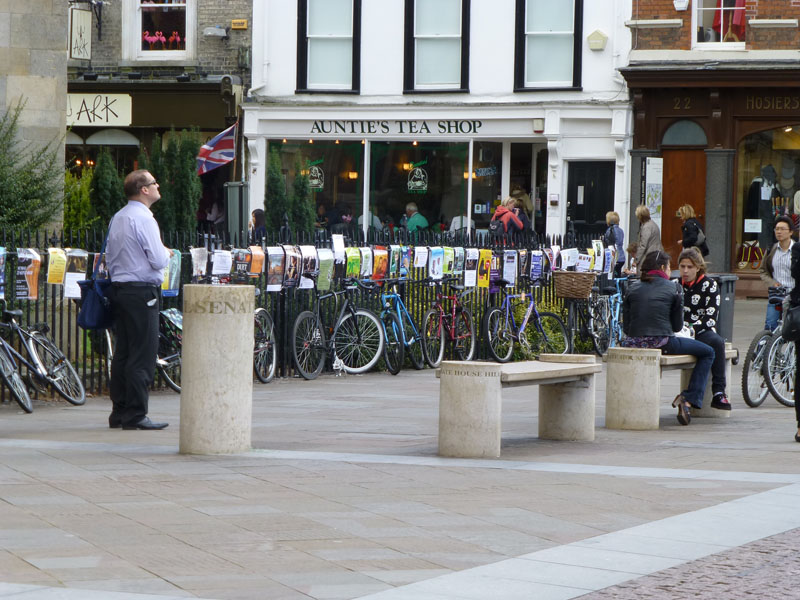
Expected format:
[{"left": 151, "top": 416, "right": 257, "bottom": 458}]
[
  {"left": 63, "top": 272, "right": 83, "bottom": 299},
  {"left": 502, "top": 250, "right": 517, "bottom": 286},
  {"left": 212, "top": 250, "right": 233, "bottom": 275},
  {"left": 414, "top": 247, "right": 429, "bottom": 268},
  {"left": 576, "top": 254, "right": 592, "bottom": 272},
  {"left": 332, "top": 234, "right": 346, "bottom": 263},
  {"left": 464, "top": 248, "right": 479, "bottom": 287},
  {"left": 560, "top": 248, "right": 578, "bottom": 268},
  {"left": 744, "top": 219, "right": 762, "bottom": 233}
]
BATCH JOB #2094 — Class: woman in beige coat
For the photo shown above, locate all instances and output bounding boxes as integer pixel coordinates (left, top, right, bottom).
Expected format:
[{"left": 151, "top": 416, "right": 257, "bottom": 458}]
[{"left": 635, "top": 205, "right": 663, "bottom": 271}]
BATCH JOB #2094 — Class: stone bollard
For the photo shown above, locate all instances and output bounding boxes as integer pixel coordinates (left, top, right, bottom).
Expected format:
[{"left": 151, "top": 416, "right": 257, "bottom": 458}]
[{"left": 179, "top": 284, "right": 254, "bottom": 454}]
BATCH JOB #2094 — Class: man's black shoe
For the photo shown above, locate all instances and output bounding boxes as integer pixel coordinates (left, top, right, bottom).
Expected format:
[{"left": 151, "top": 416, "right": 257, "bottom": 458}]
[
  {"left": 109, "top": 422, "right": 121, "bottom": 429},
  {"left": 122, "top": 417, "right": 169, "bottom": 430}
]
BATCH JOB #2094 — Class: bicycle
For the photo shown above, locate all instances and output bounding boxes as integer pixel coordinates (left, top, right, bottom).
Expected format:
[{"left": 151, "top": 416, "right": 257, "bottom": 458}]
[
  {"left": 564, "top": 294, "right": 610, "bottom": 355},
  {"left": 606, "top": 276, "right": 628, "bottom": 349},
  {"left": 421, "top": 276, "right": 476, "bottom": 368},
  {"left": 742, "top": 328, "right": 775, "bottom": 408},
  {"left": 762, "top": 329, "right": 795, "bottom": 408},
  {"left": 291, "top": 276, "right": 385, "bottom": 380},
  {"left": 379, "top": 278, "right": 425, "bottom": 374},
  {"left": 482, "top": 277, "right": 569, "bottom": 362},
  {"left": 253, "top": 306, "right": 277, "bottom": 383},
  {"left": 157, "top": 308, "right": 183, "bottom": 393},
  {"left": 0, "top": 300, "right": 85, "bottom": 412}
]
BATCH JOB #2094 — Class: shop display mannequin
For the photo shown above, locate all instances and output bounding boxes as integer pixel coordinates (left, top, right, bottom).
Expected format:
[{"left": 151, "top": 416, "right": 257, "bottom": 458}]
[{"left": 747, "top": 164, "right": 780, "bottom": 250}]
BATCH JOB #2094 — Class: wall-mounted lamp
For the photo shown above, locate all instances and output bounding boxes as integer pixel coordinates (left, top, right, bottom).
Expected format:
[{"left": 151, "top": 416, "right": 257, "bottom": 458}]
[
  {"left": 785, "top": 126, "right": 794, "bottom": 133},
  {"left": 202, "top": 25, "right": 229, "bottom": 39},
  {"left": 347, "top": 171, "right": 358, "bottom": 180},
  {"left": 402, "top": 162, "right": 412, "bottom": 171},
  {"left": 463, "top": 171, "right": 476, "bottom": 179}
]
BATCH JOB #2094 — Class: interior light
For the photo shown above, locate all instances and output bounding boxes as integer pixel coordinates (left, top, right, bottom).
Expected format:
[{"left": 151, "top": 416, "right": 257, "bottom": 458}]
[
  {"left": 335, "top": 140, "right": 340, "bottom": 144},
  {"left": 412, "top": 140, "right": 418, "bottom": 146},
  {"left": 361, "top": 139, "right": 366, "bottom": 144},
  {"left": 282, "top": 138, "right": 287, "bottom": 143},
  {"left": 347, "top": 171, "right": 358, "bottom": 180},
  {"left": 785, "top": 126, "right": 793, "bottom": 133},
  {"left": 308, "top": 139, "right": 313, "bottom": 144},
  {"left": 75, "top": 159, "right": 82, "bottom": 166}
]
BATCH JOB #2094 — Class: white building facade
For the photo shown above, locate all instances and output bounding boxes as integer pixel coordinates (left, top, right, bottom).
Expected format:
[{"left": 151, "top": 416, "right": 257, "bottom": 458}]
[{"left": 244, "top": 0, "right": 633, "bottom": 239}]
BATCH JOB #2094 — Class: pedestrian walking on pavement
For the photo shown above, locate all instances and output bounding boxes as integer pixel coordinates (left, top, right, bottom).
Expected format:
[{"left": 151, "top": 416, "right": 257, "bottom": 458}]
[
  {"left": 679, "top": 247, "right": 730, "bottom": 411},
  {"left": 677, "top": 204, "right": 710, "bottom": 257},
  {"left": 761, "top": 215, "right": 795, "bottom": 332},
  {"left": 635, "top": 205, "right": 663, "bottom": 271},
  {"left": 105, "top": 169, "right": 172, "bottom": 431},
  {"left": 622, "top": 250, "right": 714, "bottom": 426}
]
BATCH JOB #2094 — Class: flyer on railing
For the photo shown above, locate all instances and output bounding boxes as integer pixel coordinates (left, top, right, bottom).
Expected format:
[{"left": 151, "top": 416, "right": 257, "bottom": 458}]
[
  {"left": 47, "top": 248, "right": 67, "bottom": 285},
  {"left": 503, "top": 250, "right": 518, "bottom": 287},
  {"left": 477, "top": 249, "right": 492, "bottom": 288},
  {"left": 63, "top": 249, "right": 88, "bottom": 299},
  {"left": 298, "top": 245, "right": 318, "bottom": 289},
  {"left": 190, "top": 247, "right": 208, "bottom": 280},
  {"left": 282, "top": 245, "right": 301, "bottom": 288},
  {"left": 162, "top": 250, "right": 181, "bottom": 297},
  {"left": 443, "top": 247, "right": 455, "bottom": 275},
  {"left": 428, "top": 247, "right": 444, "bottom": 280},
  {"left": 345, "top": 247, "right": 360, "bottom": 278},
  {"left": 0, "top": 247, "right": 6, "bottom": 296},
  {"left": 359, "top": 247, "right": 373, "bottom": 278},
  {"left": 464, "top": 248, "right": 479, "bottom": 287},
  {"left": 16, "top": 248, "right": 40, "bottom": 300},
  {"left": 372, "top": 246, "right": 388, "bottom": 281},
  {"left": 266, "top": 246, "right": 285, "bottom": 292},
  {"left": 413, "top": 246, "right": 428, "bottom": 268},
  {"left": 317, "top": 248, "right": 334, "bottom": 291},
  {"left": 389, "top": 245, "right": 401, "bottom": 278},
  {"left": 454, "top": 247, "right": 465, "bottom": 274}
]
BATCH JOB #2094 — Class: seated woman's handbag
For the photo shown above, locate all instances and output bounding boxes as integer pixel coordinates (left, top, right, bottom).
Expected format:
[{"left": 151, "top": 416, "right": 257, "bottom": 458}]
[{"left": 77, "top": 223, "right": 113, "bottom": 330}]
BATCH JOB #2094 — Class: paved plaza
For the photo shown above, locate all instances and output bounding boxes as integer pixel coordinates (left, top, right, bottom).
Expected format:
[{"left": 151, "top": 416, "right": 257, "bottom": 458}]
[{"left": 1, "top": 299, "right": 799, "bottom": 600}]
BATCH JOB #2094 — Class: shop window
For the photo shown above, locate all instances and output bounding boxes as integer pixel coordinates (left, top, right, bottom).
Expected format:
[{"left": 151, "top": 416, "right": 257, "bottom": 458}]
[
  {"left": 694, "top": 0, "right": 746, "bottom": 46},
  {"left": 122, "top": 0, "right": 196, "bottom": 61},
  {"left": 736, "top": 126, "right": 799, "bottom": 272},
  {"left": 403, "top": 0, "right": 470, "bottom": 92},
  {"left": 514, "top": 0, "right": 583, "bottom": 90},
  {"left": 297, "top": 0, "right": 362, "bottom": 93}
]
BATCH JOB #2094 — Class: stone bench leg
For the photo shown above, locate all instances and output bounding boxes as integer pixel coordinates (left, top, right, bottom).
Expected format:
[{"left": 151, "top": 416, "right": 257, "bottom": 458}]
[
  {"left": 683, "top": 356, "right": 732, "bottom": 419},
  {"left": 439, "top": 362, "right": 502, "bottom": 459},
  {"left": 539, "top": 375, "right": 595, "bottom": 441},
  {"left": 606, "top": 348, "right": 661, "bottom": 430}
]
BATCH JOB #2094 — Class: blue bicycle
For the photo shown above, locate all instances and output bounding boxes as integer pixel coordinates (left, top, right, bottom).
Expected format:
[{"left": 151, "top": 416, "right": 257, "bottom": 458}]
[
  {"left": 380, "top": 279, "right": 425, "bottom": 374},
  {"left": 606, "top": 276, "right": 628, "bottom": 349},
  {"left": 483, "top": 278, "right": 569, "bottom": 362}
]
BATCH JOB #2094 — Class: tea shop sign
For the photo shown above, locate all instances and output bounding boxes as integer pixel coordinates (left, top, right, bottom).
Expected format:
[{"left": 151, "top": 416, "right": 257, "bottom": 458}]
[{"left": 310, "top": 119, "right": 484, "bottom": 136}]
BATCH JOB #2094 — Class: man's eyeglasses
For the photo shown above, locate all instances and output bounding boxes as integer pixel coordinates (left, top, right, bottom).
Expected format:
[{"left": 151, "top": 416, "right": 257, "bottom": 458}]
[
  {"left": 143, "top": 180, "right": 158, "bottom": 188},
  {"left": 775, "top": 227, "right": 791, "bottom": 232}
]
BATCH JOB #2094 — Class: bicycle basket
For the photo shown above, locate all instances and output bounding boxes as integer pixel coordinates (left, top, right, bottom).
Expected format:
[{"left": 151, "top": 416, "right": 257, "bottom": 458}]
[{"left": 552, "top": 271, "right": 597, "bottom": 299}]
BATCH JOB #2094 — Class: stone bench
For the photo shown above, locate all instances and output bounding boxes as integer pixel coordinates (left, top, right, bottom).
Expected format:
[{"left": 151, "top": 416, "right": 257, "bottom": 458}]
[
  {"left": 606, "top": 343, "right": 737, "bottom": 430},
  {"left": 436, "top": 355, "right": 601, "bottom": 458}
]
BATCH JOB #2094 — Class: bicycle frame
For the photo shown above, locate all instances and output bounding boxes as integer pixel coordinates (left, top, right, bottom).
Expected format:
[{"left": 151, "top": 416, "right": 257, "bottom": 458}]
[
  {"left": 0, "top": 320, "right": 49, "bottom": 381},
  {"left": 313, "top": 282, "right": 369, "bottom": 355},
  {"left": 429, "top": 280, "right": 473, "bottom": 342},
  {"left": 607, "top": 277, "right": 627, "bottom": 348},
  {"left": 380, "top": 282, "right": 420, "bottom": 346},
  {"left": 497, "top": 288, "right": 545, "bottom": 342}
]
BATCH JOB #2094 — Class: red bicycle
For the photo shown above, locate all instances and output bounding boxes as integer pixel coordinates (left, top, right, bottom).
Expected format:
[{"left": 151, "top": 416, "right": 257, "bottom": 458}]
[{"left": 421, "top": 277, "right": 476, "bottom": 367}]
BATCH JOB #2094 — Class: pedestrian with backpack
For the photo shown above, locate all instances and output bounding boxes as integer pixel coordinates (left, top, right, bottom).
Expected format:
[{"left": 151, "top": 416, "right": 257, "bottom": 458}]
[
  {"left": 603, "top": 211, "right": 625, "bottom": 277},
  {"left": 490, "top": 197, "right": 526, "bottom": 236}
]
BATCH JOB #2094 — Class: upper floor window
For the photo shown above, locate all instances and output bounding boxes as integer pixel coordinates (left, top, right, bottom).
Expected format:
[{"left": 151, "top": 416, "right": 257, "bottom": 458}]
[
  {"left": 404, "top": 0, "right": 470, "bottom": 92},
  {"left": 695, "top": 0, "right": 746, "bottom": 46},
  {"left": 514, "top": 0, "right": 583, "bottom": 90},
  {"left": 297, "top": 0, "right": 362, "bottom": 93},
  {"left": 122, "top": 0, "right": 196, "bottom": 61}
]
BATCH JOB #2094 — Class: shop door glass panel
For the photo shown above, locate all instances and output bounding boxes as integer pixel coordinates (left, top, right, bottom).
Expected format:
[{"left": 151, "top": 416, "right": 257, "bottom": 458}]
[
  {"left": 566, "top": 161, "right": 614, "bottom": 239},
  {"left": 662, "top": 149, "right": 706, "bottom": 261}
]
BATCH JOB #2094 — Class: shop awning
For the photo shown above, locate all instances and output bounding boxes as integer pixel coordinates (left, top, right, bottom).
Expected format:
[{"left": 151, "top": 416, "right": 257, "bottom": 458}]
[
  {"left": 85, "top": 129, "right": 140, "bottom": 146},
  {"left": 66, "top": 131, "right": 84, "bottom": 145}
]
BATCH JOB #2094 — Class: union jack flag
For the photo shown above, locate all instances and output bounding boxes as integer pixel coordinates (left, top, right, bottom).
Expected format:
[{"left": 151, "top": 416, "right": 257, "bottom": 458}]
[{"left": 196, "top": 122, "right": 238, "bottom": 175}]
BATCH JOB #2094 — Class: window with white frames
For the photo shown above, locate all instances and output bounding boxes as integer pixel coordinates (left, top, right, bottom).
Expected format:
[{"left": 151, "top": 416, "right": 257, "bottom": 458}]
[
  {"left": 404, "top": 0, "right": 469, "bottom": 92},
  {"left": 514, "top": 0, "right": 582, "bottom": 90},
  {"left": 297, "top": 0, "right": 361, "bottom": 92},
  {"left": 694, "top": 0, "right": 746, "bottom": 46},
  {"left": 122, "top": 0, "right": 196, "bottom": 61}
]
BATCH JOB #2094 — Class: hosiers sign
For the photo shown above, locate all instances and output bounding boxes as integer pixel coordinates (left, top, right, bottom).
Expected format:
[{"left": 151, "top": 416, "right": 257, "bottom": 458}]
[{"left": 407, "top": 160, "right": 428, "bottom": 194}]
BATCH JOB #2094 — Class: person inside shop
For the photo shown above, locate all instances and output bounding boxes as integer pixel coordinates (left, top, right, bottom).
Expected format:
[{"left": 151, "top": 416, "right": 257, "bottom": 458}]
[
  {"left": 622, "top": 250, "right": 714, "bottom": 426},
  {"left": 449, "top": 213, "right": 475, "bottom": 232},
  {"left": 676, "top": 204, "right": 709, "bottom": 257},
  {"left": 358, "top": 204, "right": 382, "bottom": 230},
  {"left": 679, "top": 246, "right": 731, "bottom": 411},
  {"left": 623, "top": 242, "right": 638, "bottom": 275},
  {"left": 760, "top": 215, "right": 796, "bottom": 331},
  {"left": 404, "top": 202, "right": 429, "bottom": 232},
  {"left": 250, "top": 208, "right": 267, "bottom": 243},
  {"left": 603, "top": 211, "right": 626, "bottom": 277},
  {"left": 315, "top": 203, "right": 341, "bottom": 231},
  {"left": 635, "top": 204, "right": 663, "bottom": 271},
  {"left": 510, "top": 184, "right": 533, "bottom": 220},
  {"left": 490, "top": 196, "right": 526, "bottom": 233}
]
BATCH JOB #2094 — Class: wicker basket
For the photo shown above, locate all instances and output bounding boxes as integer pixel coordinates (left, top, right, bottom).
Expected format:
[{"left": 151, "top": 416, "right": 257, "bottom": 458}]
[{"left": 553, "top": 270, "right": 597, "bottom": 299}]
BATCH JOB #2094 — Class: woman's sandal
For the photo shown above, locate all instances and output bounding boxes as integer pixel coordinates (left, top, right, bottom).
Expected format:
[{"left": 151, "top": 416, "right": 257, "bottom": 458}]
[{"left": 672, "top": 394, "right": 691, "bottom": 426}]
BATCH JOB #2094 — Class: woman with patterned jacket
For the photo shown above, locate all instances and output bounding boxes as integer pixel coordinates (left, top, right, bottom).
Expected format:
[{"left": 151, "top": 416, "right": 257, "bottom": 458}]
[{"left": 678, "top": 247, "right": 731, "bottom": 411}]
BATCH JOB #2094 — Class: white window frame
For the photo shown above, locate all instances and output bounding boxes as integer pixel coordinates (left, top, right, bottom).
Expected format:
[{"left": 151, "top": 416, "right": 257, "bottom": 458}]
[
  {"left": 122, "top": 0, "right": 196, "bottom": 62},
  {"left": 306, "top": 0, "right": 354, "bottom": 90},
  {"left": 692, "top": 0, "right": 746, "bottom": 50},
  {"left": 413, "top": 0, "right": 462, "bottom": 89},
  {"left": 524, "top": 0, "right": 575, "bottom": 88}
]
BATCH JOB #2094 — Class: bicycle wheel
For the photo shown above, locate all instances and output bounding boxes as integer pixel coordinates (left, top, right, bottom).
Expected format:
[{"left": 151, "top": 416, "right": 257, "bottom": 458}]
[
  {"left": 763, "top": 333, "right": 796, "bottom": 407},
  {"left": 527, "top": 312, "right": 569, "bottom": 357},
  {"left": 29, "top": 332, "right": 85, "bottom": 405},
  {"left": 402, "top": 311, "right": 425, "bottom": 370},
  {"left": 333, "top": 309, "right": 384, "bottom": 374},
  {"left": 156, "top": 330, "right": 182, "bottom": 394},
  {"left": 253, "top": 308, "right": 277, "bottom": 383},
  {"left": 0, "top": 345, "right": 33, "bottom": 413},
  {"left": 292, "top": 311, "right": 326, "bottom": 380},
  {"left": 381, "top": 312, "right": 404, "bottom": 375},
  {"left": 589, "top": 296, "right": 611, "bottom": 356},
  {"left": 483, "top": 307, "right": 514, "bottom": 363},
  {"left": 422, "top": 308, "right": 445, "bottom": 368},
  {"left": 742, "top": 329, "right": 772, "bottom": 408},
  {"left": 104, "top": 328, "right": 115, "bottom": 382},
  {"left": 452, "top": 309, "right": 476, "bottom": 361}
]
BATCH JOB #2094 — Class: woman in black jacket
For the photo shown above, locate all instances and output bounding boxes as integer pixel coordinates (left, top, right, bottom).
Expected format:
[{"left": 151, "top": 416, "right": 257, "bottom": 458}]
[
  {"left": 677, "top": 204, "right": 709, "bottom": 257},
  {"left": 623, "top": 250, "right": 715, "bottom": 425}
]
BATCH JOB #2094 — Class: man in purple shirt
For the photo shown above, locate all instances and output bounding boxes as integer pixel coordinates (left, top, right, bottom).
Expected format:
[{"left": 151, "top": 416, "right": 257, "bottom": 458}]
[{"left": 106, "top": 170, "right": 171, "bottom": 430}]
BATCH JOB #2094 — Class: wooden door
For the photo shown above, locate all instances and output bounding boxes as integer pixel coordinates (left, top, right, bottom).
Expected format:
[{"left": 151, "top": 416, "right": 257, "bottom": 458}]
[{"left": 662, "top": 150, "right": 706, "bottom": 261}]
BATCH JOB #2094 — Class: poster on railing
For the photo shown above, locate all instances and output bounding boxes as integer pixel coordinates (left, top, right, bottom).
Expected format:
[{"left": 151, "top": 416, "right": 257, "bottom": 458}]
[
  {"left": 298, "top": 245, "right": 318, "bottom": 289},
  {"left": 560, "top": 248, "right": 578, "bottom": 269},
  {"left": 190, "top": 247, "right": 208, "bottom": 280},
  {"left": 345, "top": 247, "right": 360, "bottom": 279},
  {"left": 317, "top": 248, "right": 334, "bottom": 291},
  {"left": 477, "top": 249, "right": 492, "bottom": 288},
  {"left": 359, "top": 247, "right": 373, "bottom": 279},
  {"left": 283, "top": 245, "right": 301, "bottom": 288},
  {"left": 331, "top": 234, "right": 346, "bottom": 264},
  {"left": 531, "top": 250, "right": 543, "bottom": 281},
  {"left": 443, "top": 247, "right": 455, "bottom": 275},
  {"left": 592, "top": 240, "right": 604, "bottom": 272},
  {"left": 413, "top": 246, "right": 428, "bottom": 269},
  {"left": 0, "top": 247, "right": 6, "bottom": 296},
  {"left": 162, "top": 250, "right": 181, "bottom": 297},
  {"left": 211, "top": 249, "right": 233, "bottom": 276},
  {"left": 489, "top": 251, "right": 503, "bottom": 293},
  {"left": 604, "top": 247, "right": 615, "bottom": 275},
  {"left": 16, "top": 248, "right": 40, "bottom": 300},
  {"left": 232, "top": 248, "right": 251, "bottom": 278},
  {"left": 389, "top": 245, "right": 401, "bottom": 278},
  {"left": 249, "top": 246, "right": 265, "bottom": 275},
  {"left": 550, "top": 245, "right": 561, "bottom": 270},
  {"left": 372, "top": 246, "right": 388, "bottom": 281},
  {"left": 518, "top": 249, "right": 529, "bottom": 279},
  {"left": 91, "top": 252, "right": 109, "bottom": 280},
  {"left": 266, "top": 246, "right": 285, "bottom": 292},
  {"left": 63, "top": 249, "right": 88, "bottom": 299},
  {"left": 464, "top": 248, "right": 479, "bottom": 287},
  {"left": 576, "top": 254, "right": 592, "bottom": 272},
  {"left": 429, "top": 247, "right": 444, "bottom": 280},
  {"left": 47, "top": 248, "right": 67, "bottom": 284},
  {"left": 401, "top": 246, "right": 412, "bottom": 277},
  {"left": 454, "top": 247, "right": 465, "bottom": 274},
  {"left": 503, "top": 250, "right": 518, "bottom": 287}
]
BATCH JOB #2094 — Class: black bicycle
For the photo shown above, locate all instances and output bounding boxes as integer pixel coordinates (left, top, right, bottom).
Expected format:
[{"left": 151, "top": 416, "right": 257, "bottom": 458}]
[{"left": 0, "top": 300, "right": 85, "bottom": 412}]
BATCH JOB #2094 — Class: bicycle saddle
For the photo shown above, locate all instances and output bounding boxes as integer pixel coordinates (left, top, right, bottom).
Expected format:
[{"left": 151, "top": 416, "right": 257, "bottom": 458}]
[
  {"left": 2, "top": 309, "right": 22, "bottom": 322},
  {"left": 601, "top": 286, "right": 616, "bottom": 295},
  {"left": 495, "top": 279, "right": 511, "bottom": 289},
  {"left": 303, "top": 271, "right": 320, "bottom": 282},
  {"left": 449, "top": 283, "right": 465, "bottom": 291}
]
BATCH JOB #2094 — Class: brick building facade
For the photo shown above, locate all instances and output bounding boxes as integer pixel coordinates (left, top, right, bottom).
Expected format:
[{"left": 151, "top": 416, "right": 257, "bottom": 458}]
[{"left": 622, "top": 0, "right": 800, "bottom": 295}]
